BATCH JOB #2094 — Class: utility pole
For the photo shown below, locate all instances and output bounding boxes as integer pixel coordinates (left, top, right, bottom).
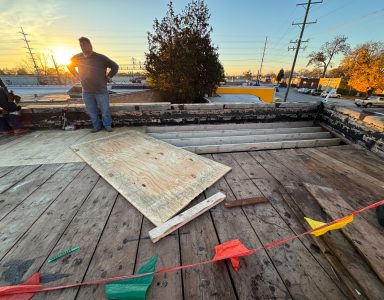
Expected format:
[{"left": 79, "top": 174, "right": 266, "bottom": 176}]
[
  {"left": 284, "top": 0, "right": 322, "bottom": 102},
  {"left": 257, "top": 36, "right": 268, "bottom": 84},
  {"left": 19, "top": 27, "right": 40, "bottom": 81}
]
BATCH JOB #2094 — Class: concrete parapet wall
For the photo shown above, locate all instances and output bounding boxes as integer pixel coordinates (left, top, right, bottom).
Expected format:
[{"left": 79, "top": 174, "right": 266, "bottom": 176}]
[
  {"left": 320, "top": 104, "right": 384, "bottom": 156},
  {"left": 19, "top": 102, "right": 319, "bottom": 129}
]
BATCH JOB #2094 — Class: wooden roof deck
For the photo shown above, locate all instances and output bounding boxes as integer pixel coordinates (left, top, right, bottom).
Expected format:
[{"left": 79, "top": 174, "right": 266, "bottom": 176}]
[{"left": 0, "top": 143, "right": 383, "bottom": 299}]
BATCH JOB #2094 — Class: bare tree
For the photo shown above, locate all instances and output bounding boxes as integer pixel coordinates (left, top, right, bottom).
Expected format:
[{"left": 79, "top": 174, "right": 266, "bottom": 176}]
[
  {"left": 35, "top": 52, "right": 51, "bottom": 76},
  {"left": 307, "top": 35, "right": 350, "bottom": 77}
]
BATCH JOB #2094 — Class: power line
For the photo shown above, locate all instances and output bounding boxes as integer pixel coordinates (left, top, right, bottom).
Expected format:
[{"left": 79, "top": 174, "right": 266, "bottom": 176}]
[{"left": 284, "top": 0, "right": 322, "bottom": 102}]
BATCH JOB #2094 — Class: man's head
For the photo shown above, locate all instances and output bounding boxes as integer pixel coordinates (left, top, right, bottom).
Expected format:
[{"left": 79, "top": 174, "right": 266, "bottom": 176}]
[{"left": 78, "top": 37, "right": 93, "bottom": 57}]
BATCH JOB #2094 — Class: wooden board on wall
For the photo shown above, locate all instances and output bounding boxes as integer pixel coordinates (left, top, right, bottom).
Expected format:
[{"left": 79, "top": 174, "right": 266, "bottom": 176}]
[{"left": 72, "top": 130, "right": 231, "bottom": 226}]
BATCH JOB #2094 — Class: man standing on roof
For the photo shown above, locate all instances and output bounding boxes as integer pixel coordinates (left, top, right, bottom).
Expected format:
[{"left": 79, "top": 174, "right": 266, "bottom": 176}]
[{"left": 68, "top": 37, "right": 119, "bottom": 132}]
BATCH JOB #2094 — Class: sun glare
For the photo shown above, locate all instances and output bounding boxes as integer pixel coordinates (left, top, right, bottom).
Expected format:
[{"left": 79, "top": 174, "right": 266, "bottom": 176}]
[{"left": 53, "top": 48, "right": 76, "bottom": 65}]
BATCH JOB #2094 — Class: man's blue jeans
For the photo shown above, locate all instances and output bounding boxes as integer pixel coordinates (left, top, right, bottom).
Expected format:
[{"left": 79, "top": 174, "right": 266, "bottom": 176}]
[{"left": 82, "top": 91, "right": 112, "bottom": 129}]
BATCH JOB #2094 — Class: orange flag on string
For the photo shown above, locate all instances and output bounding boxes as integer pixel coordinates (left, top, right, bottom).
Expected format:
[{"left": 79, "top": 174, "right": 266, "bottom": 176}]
[
  {"left": 212, "top": 240, "right": 252, "bottom": 272},
  {"left": 305, "top": 215, "right": 354, "bottom": 236},
  {"left": 0, "top": 273, "right": 42, "bottom": 300}
]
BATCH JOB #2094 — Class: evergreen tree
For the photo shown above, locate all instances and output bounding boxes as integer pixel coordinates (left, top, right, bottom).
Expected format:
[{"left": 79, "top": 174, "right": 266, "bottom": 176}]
[{"left": 145, "top": 1, "right": 224, "bottom": 102}]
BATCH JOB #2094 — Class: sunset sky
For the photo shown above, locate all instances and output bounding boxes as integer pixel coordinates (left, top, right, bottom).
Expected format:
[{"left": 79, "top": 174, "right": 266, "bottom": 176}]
[{"left": 0, "top": 0, "right": 383, "bottom": 75}]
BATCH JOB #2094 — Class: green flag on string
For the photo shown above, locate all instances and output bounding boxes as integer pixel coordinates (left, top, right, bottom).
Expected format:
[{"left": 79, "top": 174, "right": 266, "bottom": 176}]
[{"left": 105, "top": 256, "right": 158, "bottom": 300}]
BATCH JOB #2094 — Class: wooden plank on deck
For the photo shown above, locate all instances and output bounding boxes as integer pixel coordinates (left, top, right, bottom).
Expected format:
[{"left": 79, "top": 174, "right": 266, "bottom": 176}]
[
  {"left": 35, "top": 178, "right": 118, "bottom": 300},
  {"left": 316, "top": 146, "right": 384, "bottom": 180},
  {"left": 0, "top": 164, "right": 63, "bottom": 221},
  {"left": 230, "top": 151, "right": 355, "bottom": 298},
  {"left": 203, "top": 157, "right": 292, "bottom": 300},
  {"left": 0, "top": 165, "right": 40, "bottom": 193},
  {"left": 179, "top": 194, "right": 236, "bottom": 299},
  {"left": 303, "top": 148, "right": 384, "bottom": 189},
  {"left": 184, "top": 138, "right": 341, "bottom": 154},
  {"left": 149, "top": 192, "right": 225, "bottom": 243},
  {"left": 135, "top": 218, "right": 183, "bottom": 300},
  {"left": 76, "top": 195, "right": 143, "bottom": 299},
  {"left": 249, "top": 149, "right": 384, "bottom": 299},
  {"left": 282, "top": 183, "right": 382, "bottom": 299},
  {"left": 304, "top": 183, "right": 384, "bottom": 283},
  {"left": 0, "top": 166, "right": 99, "bottom": 286},
  {"left": 212, "top": 153, "right": 346, "bottom": 299},
  {"left": 0, "top": 163, "right": 84, "bottom": 260}
]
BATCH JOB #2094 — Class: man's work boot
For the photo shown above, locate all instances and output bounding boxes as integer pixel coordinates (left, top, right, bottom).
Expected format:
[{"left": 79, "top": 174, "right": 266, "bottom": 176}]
[
  {"left": 105, "top": 126, "right": 113, "bottom": 132},
  {"left": 91, "top": 127, "right": 101, "bottom": 133}
]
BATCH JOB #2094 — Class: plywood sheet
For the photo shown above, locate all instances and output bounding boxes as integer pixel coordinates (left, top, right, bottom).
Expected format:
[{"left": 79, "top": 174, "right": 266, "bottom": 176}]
[{"left": 71, "top": 130, "right": 231, "bottom": 226}]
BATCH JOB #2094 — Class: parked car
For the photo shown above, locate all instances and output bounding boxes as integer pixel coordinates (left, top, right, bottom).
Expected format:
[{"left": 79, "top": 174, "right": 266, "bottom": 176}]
[
  {"left": 298, "top": 88, "right": 311, "bottom": 94},
  {"left": 310, "top": 89, "right": 322, "bottom": 96},
  {"left": 355, "top": 95, "right": 384, "bottom": 107},
  {"left": 321, "top": 91, "right": 341, "bottom": 98}
]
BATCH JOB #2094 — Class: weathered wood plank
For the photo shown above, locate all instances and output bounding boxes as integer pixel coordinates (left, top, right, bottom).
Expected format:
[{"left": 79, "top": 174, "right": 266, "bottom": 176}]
[
  {"left": 284, "top": 184, "right": 384, "bottom": 299},
  {"left": 303, "top": 148, "right": 384, "bottom": 189},
  {"left": 72, "top": 130, "right": 231, "bottom": 226},
  {"left": 316, "top": 146, "right": 384, "bottom": 180},
  {"left": 0, "top": 166, "right": 99, "bottom": 286},
  {"left": 0, "top": 130, "right": 90, "bottom": 167},
  {"left": 248, "top": 149, "right": 384, "bottom": 299},
  {"left": 149, "top": 126, "right": 323, "bottom": 139},
  {"left": 224, "top": 196, "right": 268, "bottom": 208},
  {"left": 273, "top": 149, "right": 383, "bottom": 231},
  {"left": 0, "top": 166, "right": 16, "bottom": 179},
  {"left": 135, "top": 218, "right": 183, "bottom": 300},
  {"left": 179, "top": 193, "right": 237, "bottom": 300},
  {"left": 204, "top": 154, "right": 292, "bottom": 300},
  {"left": 163, "top": 132, "right": 333, "bottom": 147},
  {"left": 230, "top": 151, "right": 356, "bottom": 297},
  {"left": 0, "top": 164, "right": 63, "bottom": 221},
  {"left": 146, "top": 121, "right": 315, "bottom": 133},
  {"left": 304, "top": 183, "right": 384, "bottom": 283},
  {"left": 0, "top": 163, "right": 84, "bottom": 261},
  {"left": 0, "top": 165, "right": 40, "bottom": 193},
  {"left": 149, "top": 192, "right": 225, "bottom": 243},
  {"left": 185, "top": 138, "right": 341, "bottom": 154},
  {"left": 213, "top": 153, "right": 346, "bottom": 300},
  {"left": 34, "top": 178, "right": 118, "bottom": 300},
  {"left": 76, "top": 195, "right": 143, "bottom": 299},
  {"left": 0, "top": 134, "right": 23, "bottom": 146}
]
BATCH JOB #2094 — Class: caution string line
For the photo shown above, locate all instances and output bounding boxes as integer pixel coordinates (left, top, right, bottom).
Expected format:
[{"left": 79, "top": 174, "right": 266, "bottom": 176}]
[{"left": 2, "top": 199, "right": 384, "bottom": 296}]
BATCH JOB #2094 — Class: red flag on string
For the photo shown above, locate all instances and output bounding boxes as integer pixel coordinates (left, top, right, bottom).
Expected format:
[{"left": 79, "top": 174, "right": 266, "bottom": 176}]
[
  {"left": 0, "top": 273, "right": 42, "bottom": 300},
  {"left": 212, "top": 240, "right": 252, "bottom": 271}
]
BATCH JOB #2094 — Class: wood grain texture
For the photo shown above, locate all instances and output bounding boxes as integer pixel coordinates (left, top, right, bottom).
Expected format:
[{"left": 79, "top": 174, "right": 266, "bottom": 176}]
[
  {"left": 163, "top": 132, "right": 333, "bottom": 147},
  {"left": 36, "top": 178, "right": 118, "bottom": 300},
  {"left": 72, "top": 130, "right": 231, "bottom": 226},
  {"left": 76, "top": 195, "right": 143, "bottom": 299},
  {"left": 149, "top": 192, "right": 225, "bottom": 243},
  {"left": 0, "top": 128, "right": 137, "bottom": 167},
  {"left": 179, "top": 193, "right": 237, "bottom": 300},
  {"left": 146, "top": 121, "right": 315, "bottom": 133},
  {"left": 282, "top": 183, "right": 381, "bottom": 299},
  {"left": 304, "top": 183, "right": 384, "bottom": 283},
  {"left": 149, "top": 126, "right": 323, "bottom": 139},
  {"left": 183, "top": 138, "right": 341, "bottom": 154},
  {"left": 303, "top": 148, "right": 384, "bottom": 189},
  {"left": 0, "top": 166, "right": 99, "bottom": 285},
  {"left": 0, "top": 164, "right": 63, "bottom": 221},
  {"left": 0, "top": 163, "right": 84, "bottom": 261},
  {"left": 212, "top": 153, "right": 347, "bottom": 300},
  {"left": 224, "top": 196, "right": 268, "bottom": 208}
]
